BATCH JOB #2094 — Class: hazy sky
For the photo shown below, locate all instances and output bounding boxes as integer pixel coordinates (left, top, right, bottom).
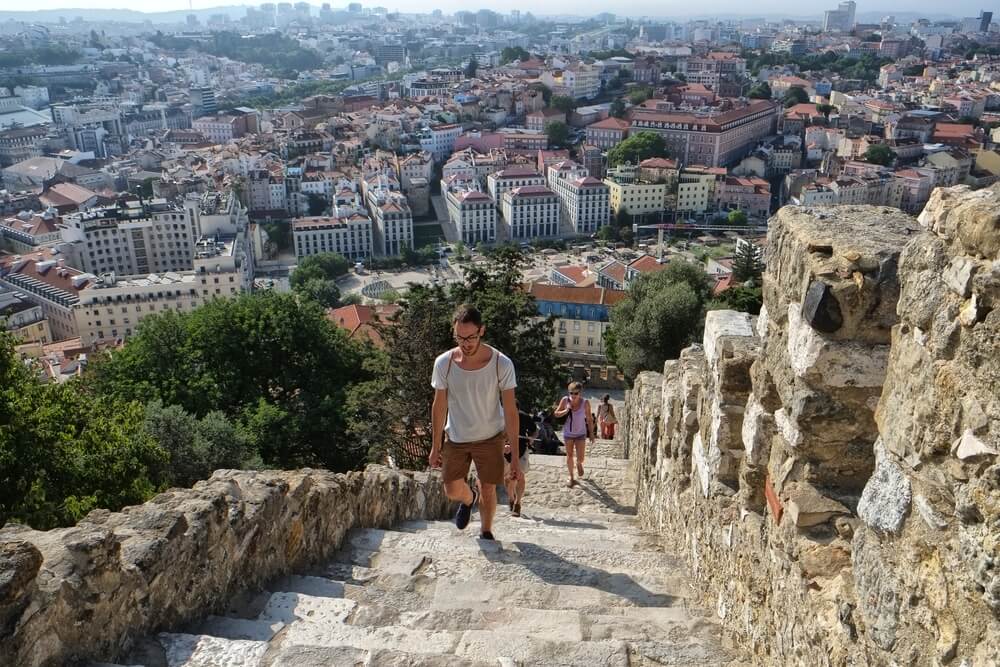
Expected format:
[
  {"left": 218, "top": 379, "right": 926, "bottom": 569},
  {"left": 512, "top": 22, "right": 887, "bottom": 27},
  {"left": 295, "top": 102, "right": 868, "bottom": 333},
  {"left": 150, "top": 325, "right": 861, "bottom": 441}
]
[{"left": 10, "top": 0, "right": 977, "bottom": 19}]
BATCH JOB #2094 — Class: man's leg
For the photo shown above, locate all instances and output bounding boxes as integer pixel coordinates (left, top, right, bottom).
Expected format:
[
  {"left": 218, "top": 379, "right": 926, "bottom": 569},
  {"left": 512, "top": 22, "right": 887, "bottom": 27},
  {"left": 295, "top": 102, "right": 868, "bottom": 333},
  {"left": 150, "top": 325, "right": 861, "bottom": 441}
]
[
  {"left": 516, "top": 476, "right": 526, "bottom": 501},
  {"left": 479, "top": 483, "right": 497, "bottom": 532},
  {"left": 444, "top": 479, "right": 475, "bottom": 505}
]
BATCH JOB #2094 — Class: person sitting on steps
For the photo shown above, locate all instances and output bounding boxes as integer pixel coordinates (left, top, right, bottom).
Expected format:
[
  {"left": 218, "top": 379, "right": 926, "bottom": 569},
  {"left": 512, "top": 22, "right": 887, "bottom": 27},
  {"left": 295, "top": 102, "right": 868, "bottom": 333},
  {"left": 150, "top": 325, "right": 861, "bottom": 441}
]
[{"left": 553, "top": 381, "right": 594, "bottom": 488}]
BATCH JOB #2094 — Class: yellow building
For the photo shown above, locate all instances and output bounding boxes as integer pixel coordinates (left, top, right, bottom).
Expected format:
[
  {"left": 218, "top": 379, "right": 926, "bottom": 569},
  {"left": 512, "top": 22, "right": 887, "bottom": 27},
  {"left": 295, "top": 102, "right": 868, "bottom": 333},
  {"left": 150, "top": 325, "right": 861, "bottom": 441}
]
[
  {"left": 676, "top": 167, "right": 724, "bottom": 214},
  {"left": 603, "top": 164, "right": 667, "bottom": 217}
]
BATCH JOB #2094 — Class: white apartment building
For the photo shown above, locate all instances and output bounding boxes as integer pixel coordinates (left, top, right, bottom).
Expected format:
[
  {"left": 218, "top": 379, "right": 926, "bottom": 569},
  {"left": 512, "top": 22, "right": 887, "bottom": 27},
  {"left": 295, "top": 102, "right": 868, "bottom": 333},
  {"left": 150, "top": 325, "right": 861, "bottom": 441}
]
[
  {"left": 192, "top": 116, "right": 242, "bottom": 144},
  {"left": 547, "top": 160, "right": 610, "bottom": 235},
  {"left": 604, "top": 164, "right": 668, "bottom": 217},
  {"left": 292, "top": 210, "right": 373, "bottom": 260},
  {"left": 366, "top": 187, "right": 414, "bottom": 256},
  {"left": 444, "top": 182, "right": 497, "bottom": 245},
  {"left": 501, "top": 186, "right": 561, "bottom": 240},
  {"left": 61, "top": 201, "right": 196, "bottom": 277},
  {"left": 487, "top": 167, "right": 546, "bottom": 207},
  {"left": 73, "top": 235, "right": 246, "bottom": 346},
  {"left": 542, "top": 64, "right": 600, "bottom": 100},
  {"left": 417, "top": 124, "right": 462, "bottom": 162}
]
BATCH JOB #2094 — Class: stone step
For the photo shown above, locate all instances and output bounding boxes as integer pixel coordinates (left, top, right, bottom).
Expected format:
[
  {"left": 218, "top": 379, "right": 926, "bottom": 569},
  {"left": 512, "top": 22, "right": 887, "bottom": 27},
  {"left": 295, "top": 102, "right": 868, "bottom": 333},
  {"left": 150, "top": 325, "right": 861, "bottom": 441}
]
[
  {"left": 262, "top": 644, "right": 494, "bottom": 667},
  {"left": 192, "top": 616, "right": 284, "bottom": 642},
  {"left": 391, "top": 519, "right": 657, "bottom": 550},
  {"left": 155, "top": 632, "right": 269, "bottom": 667}
]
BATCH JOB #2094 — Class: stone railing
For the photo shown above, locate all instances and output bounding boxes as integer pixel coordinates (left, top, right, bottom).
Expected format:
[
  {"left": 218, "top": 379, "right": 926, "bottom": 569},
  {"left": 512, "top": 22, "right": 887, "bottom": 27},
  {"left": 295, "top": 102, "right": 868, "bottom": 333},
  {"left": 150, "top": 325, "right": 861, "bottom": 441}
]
[
  {"left": 623, "top": 186, "right": 1000, "bottom": 665},
  {"left": 0, "top": 466, "right": 450, "bottom": 667}
]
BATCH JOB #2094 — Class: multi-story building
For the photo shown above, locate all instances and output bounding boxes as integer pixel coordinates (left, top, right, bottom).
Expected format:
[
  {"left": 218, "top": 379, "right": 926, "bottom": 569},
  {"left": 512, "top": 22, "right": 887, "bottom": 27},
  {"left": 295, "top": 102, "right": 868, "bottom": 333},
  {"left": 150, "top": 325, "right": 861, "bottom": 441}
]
[
  {"left": 72, "top": 235, "right": 247, "bottom": 346},
  {"left": 0, "top": 126, "right": 48, "bottom": 167},
  {"left": 417, "top": 124, "right": 462, "bottom": 162},
  {"left": 60, "top": 201, "right": 197, "bottom": 277},
  {"left": 444, "top": 180, "right": 497, "bottom": 245},
  {"left": 366, "top": 186, "right": 413, "bottom": 256},
  {"left": 192, "top": 115, "right": 247, "bottom": 144},
  {"left": 547, "top": 160, "right": 610, "bottom": 235},
  {"left": 541, "top": 64, "right": 600, "bottom": 100},
  {"left": 0, "top": 254, "right": 84, "bottom": 342},
  {"left": 292, "top": 210, "right": 373, "bottom": 260},
  {"left": 604, "top": 163, "right": 667, "bottom": 217},
  {"left": 679, "top": 52, "right": 747, "bottom": 96},
  {"left": 487, "top": 166, "right": 546, "bottom": 206},
  {"left": 677, "top": 166, "right": 725, "bottom": 215},
  {"left": 1, "top": 208, "right": 62, "bottom": 253},
  {"left": 526, "top": 109, "right": 566, "bottom": 132},
  {"left": 629, "top": 99, "right": 778, "bottom": 167},
  {"left": 585, "top": 117, "right": 629, "bottom": 150},
  {"left": 523, "top": 282, "right": 626, "bottom": 359},
  {"left": 0, "top": 288, "right": 51, "bottom": 344},
  {"left": 823, "top": 0, "right": 856, "bottom": 31},
  {"left": 715, "top": 176, "right": 771, "bottom": 218},
  {"left": 501, "top": 186, "right": 560, "bottom": 240}
]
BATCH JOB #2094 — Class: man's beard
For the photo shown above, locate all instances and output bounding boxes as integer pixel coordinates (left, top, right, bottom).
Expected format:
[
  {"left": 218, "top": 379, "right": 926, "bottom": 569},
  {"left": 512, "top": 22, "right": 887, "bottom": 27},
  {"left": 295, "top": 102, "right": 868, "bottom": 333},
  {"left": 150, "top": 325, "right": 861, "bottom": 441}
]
[{"left": 462, "top": 340, "right": 482, "bottom": 357}]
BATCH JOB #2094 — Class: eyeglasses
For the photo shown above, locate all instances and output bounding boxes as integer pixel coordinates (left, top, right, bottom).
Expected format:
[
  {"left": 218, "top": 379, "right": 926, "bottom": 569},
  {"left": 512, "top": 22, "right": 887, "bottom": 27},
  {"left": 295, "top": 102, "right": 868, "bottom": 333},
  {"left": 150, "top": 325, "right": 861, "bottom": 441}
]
[
  {"left": 569, "top": 391, "right": 580, "bottom": 395},
  {"left": 454, "top": 333, "right": 482, "bottom": 343}
]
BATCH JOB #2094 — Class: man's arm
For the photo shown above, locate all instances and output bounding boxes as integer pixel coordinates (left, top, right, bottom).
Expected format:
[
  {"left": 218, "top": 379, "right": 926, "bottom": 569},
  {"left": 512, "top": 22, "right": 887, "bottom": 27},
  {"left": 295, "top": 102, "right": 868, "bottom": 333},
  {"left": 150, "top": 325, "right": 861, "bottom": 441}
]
[
  {"left": 430, "top": 388, "right": 447, "bottom": 467},
  {"left": 501, "top": 388, "right": 520, "bottom": 475}
]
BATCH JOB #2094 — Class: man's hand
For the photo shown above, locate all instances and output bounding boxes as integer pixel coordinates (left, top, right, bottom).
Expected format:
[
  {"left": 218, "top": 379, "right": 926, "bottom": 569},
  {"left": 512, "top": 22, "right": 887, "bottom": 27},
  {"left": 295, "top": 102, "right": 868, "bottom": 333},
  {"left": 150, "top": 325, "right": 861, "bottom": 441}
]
[{"left": 429, "top": 445, "right": 442, "bottom": 469}]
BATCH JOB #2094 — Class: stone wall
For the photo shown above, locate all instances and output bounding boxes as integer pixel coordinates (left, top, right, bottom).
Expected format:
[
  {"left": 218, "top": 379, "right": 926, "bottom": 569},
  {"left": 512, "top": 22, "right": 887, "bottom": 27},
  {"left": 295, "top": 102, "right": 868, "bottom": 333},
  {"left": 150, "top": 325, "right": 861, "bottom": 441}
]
[
  {"left": 623, "top": 188, "right": 1000, "bottom": 665},
  {"left": 0, "top": 466, "right": 451, "bottom": 667}
]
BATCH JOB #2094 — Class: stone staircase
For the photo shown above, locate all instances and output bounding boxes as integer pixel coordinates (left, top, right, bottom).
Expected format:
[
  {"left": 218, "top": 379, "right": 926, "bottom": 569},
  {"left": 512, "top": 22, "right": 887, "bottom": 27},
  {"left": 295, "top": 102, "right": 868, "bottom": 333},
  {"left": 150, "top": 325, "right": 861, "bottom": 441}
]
[{"left": 97, "top": 451, "right": 741, "bottom": 667}]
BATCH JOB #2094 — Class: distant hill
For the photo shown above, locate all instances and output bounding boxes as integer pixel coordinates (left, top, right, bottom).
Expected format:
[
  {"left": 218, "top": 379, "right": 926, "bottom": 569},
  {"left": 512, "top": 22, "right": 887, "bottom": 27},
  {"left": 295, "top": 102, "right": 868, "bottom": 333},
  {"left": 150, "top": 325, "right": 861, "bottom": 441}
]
[{"left": 0, "top": 6, "right": 251, "bottom": 24}]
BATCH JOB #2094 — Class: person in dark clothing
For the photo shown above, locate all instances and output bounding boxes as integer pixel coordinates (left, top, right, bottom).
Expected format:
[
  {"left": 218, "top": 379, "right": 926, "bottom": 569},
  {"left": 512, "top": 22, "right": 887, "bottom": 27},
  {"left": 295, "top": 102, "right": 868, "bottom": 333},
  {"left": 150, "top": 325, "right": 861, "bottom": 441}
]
[{"left": 504, "top": 403, "right": 537, "bottom": 517}]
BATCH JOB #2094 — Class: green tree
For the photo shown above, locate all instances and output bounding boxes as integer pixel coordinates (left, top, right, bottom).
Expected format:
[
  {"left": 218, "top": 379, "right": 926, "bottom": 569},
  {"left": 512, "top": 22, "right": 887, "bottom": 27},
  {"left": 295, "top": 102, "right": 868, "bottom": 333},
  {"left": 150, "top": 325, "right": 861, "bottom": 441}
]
[
  {"left": 545, "top": 120, "right": 570, "bottom": 147},
  {"left": 0, "top": 334, "right": 167, "bottom": 529},
  {"left": 747, "top": 82, "right": 772, "bottom": 99},
  {"left": 707, "top": 284, "right": 763, "bottom": 315},
  {"left": 551, "top": 95, "right": 577, "bottom": 113},
  {"left": 596, "top": 224, "right": 620, "bottom": 241},
  {"left": 609, "top": 98, "right": 627, "bottom": 118},
  {"left": 500, "top": 46, "right": 531, "bottom": 65},
  {"left": 142, "top": 401, "right": 259, "bottom": 488},
  {"left": 727, "top": 209, "right": 748, "bottom": 225},
  {"left": 731, "top": 241, "right": 765, "bottom": 283},
  {"left": 464, "top": 57, "right": 478, "bottom": 78},
  {"left": 815, "top": 103, "right": 835, "bottom": 119},
  {"left": 291, "top": 252, "right": 351, "bottom": 288},
  {"left": 530, "top": 82, "right": 553, "bottom": 106},
  {"left": 87, "top": 293, "right": 367, "bottom": 471},
  {"left": 297, "top": 277, "right": 342, "bottom": 308},
  {"left": 306, "top": 192, "right": 327, "bottom": 216},
  {"left": 607, "top": 131, "right": 668, "bottom": 166},
  {"left": 262, "top": 221, "right": 291, "bottom": 252},
  {"left": 605, "top": 261, "right": 712, "bottom": 380},
  {"left": 863, "top": 143, "right": 894, "bottom": 166},
  {"left": 783, "top": 86, "right": 810, "bottom": 107},
  {"left": 628, "top": 87, "right": 652, "bottom": 106}
]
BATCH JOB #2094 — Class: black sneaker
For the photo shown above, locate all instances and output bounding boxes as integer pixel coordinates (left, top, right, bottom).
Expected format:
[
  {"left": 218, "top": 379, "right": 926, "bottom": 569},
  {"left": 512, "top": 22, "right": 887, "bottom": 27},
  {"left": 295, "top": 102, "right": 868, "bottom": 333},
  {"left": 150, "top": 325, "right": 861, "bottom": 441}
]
[
  {"left": 479, "top": 531, "right": 495, "bottom": 541},
  {"left": 455, "top": 488, "right": 478, "bottom": 530}
]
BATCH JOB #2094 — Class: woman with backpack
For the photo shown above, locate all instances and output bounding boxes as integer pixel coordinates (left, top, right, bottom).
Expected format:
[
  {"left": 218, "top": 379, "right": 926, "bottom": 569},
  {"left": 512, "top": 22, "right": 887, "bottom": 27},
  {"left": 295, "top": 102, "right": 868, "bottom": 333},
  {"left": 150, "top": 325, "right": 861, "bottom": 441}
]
[
  {"left": 597, "top": 394, "right": 617, "bottom": 440},
  {"left": 554, "top": 381, "right": 594, "bottom": 488}
]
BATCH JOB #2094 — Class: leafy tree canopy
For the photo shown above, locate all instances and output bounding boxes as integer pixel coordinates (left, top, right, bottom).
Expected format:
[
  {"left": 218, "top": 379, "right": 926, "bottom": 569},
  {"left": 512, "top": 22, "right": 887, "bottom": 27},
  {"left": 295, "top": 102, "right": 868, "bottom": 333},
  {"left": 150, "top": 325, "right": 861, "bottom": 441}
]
[
  {"left": 605, "top": 261, "right": 712, "bottom": 380},
  {"left": 551, "top": 95, "right": 577, "bottom": 113},
  {"left": 545, "top": 120, "right": 570, "bottom": 147},
  {"left": 863, "top": 143, "right": 894, "bottom": 166},
  {"left": 607, "top": 131, "right": 668, "bottom": 167}
]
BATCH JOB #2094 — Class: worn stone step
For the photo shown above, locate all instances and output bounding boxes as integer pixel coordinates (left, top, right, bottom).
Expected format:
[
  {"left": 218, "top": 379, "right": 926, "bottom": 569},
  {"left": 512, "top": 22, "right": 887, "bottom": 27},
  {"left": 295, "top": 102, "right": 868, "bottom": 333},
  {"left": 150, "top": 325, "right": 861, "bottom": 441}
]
[
  {"left": 192, "top": 616, "right": 284, "bottom": 642},
  {"left": 331, "top": 533, "right": 687, "bottom": 594},
  {"left": 155, "top": 632, "right": 269, "bottom": 667},
  {"left": 261, "top": 644, "right": 494, "bottom": 667},
  {"left": 391, "top": 519, "right": 657, "bottom": 551},
  {"left": 455, "top": 631, "right": 629, "bottom": 667}
]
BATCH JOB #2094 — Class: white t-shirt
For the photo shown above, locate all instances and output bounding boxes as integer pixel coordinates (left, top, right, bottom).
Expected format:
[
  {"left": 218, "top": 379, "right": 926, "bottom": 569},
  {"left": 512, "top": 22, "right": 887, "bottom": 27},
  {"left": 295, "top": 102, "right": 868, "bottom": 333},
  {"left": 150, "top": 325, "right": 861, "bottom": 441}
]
[{"left": 431, "top": 346, "right": 517, "bottom": 443}]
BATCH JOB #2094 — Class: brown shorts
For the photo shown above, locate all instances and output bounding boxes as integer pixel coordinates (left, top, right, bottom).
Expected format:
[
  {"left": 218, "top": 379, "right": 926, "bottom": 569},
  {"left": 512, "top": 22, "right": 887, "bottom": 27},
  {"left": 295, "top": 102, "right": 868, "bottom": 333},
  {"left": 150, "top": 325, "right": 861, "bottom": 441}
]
[{"left": 442, "top": 431, "right": 506, "bottom": 486}]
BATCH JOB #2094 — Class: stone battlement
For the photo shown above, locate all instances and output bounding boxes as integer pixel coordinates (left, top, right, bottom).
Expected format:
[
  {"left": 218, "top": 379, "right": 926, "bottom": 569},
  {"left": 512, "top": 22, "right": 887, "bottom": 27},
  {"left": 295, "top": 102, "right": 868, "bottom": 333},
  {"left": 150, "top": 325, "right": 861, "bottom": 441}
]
[
  {"left": 623, "top": 185, "right": 1000, "bottom": 665},
  {"left": 0, "top": 466, "right": 450, "bottom": 667}
]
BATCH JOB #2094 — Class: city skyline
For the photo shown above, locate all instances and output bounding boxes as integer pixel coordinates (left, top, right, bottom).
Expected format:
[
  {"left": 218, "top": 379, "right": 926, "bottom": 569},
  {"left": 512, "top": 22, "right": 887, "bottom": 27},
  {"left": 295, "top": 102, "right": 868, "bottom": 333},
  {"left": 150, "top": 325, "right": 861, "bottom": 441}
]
[{"left": 0, "top": 1, "right": 989, "bottom": 21}]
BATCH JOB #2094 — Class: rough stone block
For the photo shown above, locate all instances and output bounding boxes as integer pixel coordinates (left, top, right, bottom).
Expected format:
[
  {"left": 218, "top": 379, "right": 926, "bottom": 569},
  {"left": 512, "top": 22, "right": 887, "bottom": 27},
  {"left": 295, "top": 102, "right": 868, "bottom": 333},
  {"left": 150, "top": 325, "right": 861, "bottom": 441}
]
[
  {"left": 857, "top": 439, "right": 911, "bottom": 534},
  {"left": 786, "top": 304, "right": 890, "bottom": 388},
  {"left": 703, "top": 310, "right": 755, "bottom": 367},
  {"left": 782, "top": 482, "right": 851, "bottom": 528}
]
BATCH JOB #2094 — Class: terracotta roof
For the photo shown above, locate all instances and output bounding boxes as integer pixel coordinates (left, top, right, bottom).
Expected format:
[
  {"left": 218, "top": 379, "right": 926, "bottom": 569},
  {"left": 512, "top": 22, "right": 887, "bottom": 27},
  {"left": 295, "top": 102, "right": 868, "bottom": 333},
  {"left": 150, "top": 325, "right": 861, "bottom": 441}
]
[
  {"left": 598, "top": 260, "right": 627, "bottom": 284},
  {"left": 628, "top": 255, "right": 670, "bottom": 274},
  {"left": 523, "top": 282, "right": 626, "bottom": 306},
  {"left": 508, "top": 185, "right": 555, "bottom": 197},
  {"left": 933, "top": 123, "right": 975, "bottom": 136},
  {"left": 552, "top": 265, "right": 594, "bottom": 286},
  {"left": 640, "top": 157, "right": 678, "bottom": 169},
  {"left": 326, "top": 304, "right": 401, "bottom": 347},
  {"left": 588, "top": 117, "right": 630, "bottom": 131},
  {"left": 2, "top": 212, "right": 61, "bottom": 238}
]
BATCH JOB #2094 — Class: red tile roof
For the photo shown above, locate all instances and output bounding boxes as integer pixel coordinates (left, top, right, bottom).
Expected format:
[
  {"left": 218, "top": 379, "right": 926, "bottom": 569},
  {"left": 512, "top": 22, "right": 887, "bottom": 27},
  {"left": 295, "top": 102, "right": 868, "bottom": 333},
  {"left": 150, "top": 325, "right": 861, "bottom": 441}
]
[
  {"left": 523, "top": 282, "right": 626, "bottom": 305},
  {"left": 326, "top": 304, "right": 401, "bottom": 347},
  {"left": 628, "top": 255, "right": 670, "bottom": 274},
  {"left": 588, "top": 117, "right": 630, "bottom": 131}
]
